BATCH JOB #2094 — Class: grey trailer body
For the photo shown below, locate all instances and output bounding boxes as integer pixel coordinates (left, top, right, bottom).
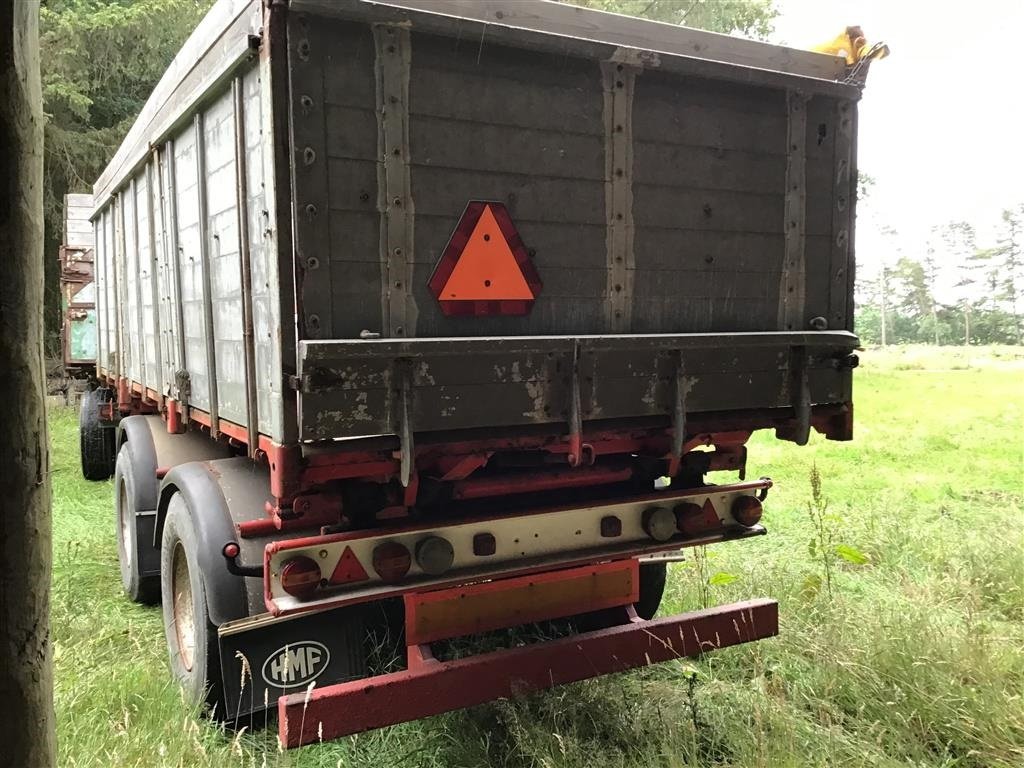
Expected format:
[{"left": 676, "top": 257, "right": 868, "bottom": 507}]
[
  {"left": 90, "top": 0, "right": 860, "bottom": 450},
  {"left": 85, "top": 0, "right": 867, "bottom": 744}
]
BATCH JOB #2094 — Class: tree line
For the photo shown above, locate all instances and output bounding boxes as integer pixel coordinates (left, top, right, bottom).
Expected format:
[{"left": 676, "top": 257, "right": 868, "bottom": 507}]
[{"left": 856, "top": 205, "right": 1023, "bottom": 346}]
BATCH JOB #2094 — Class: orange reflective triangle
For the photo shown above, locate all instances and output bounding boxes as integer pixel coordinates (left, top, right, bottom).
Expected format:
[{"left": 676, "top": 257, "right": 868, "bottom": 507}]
[
  {"left": 329, "top": 546, "right": 369, "bottom": 584},
  {"left": 440, "top": 205, "right": 535, "bottom": 300}
]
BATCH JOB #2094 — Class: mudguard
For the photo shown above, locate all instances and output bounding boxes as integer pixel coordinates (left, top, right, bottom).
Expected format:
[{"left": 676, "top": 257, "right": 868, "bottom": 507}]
[{"left": 157, "top": 462, "right": 250, "bottom": 626}]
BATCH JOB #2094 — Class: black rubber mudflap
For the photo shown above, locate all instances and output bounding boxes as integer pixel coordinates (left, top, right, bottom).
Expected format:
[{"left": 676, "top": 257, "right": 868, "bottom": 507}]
[{"left": 218, "top": 605, "right": 369, "bottom": 723}]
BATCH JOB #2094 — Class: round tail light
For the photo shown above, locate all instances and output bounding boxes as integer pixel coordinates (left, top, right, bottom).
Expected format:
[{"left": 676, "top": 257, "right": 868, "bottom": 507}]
[
  {"left": 280, "top": 556, "right": 322, "bottom": 599},
  {"left": 416, "top": 536, "right": 455, "bottom": 576},
  {"left": 731, "top": 495, "right": 763, "bottom": 527},
  {"left": 642, "top": 506, "right": 676, "bottom": 542},
  {"left": 372, "top": 541, "right": 412, "bottom": 583}
]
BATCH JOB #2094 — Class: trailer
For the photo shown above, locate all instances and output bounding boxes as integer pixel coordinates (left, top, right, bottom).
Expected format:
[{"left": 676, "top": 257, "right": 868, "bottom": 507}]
[{"left": 82, "top": 0, "right": 868, "bottom": 747}]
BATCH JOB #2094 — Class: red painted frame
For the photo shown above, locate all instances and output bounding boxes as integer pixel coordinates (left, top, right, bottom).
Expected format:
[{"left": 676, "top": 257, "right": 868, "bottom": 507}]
[
  {"left": 278, "top": 597, "right": 779, "bottom": 748},
  {"left": 403, "top": 559, "right": 640, "bottom": 645}
]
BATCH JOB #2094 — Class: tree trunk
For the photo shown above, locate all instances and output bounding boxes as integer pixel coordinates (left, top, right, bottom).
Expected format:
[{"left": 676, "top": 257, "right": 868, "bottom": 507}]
[{"left": 0, "top": 2, "right": 54, "bottom": 767}]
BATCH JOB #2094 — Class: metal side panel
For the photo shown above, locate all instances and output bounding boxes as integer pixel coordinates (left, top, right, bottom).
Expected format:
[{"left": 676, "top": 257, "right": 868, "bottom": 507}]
[
  {"left": 155, "top": 147, "right": 178, "bottom": 397},
  {"left": 173, "top": 121, "right": 212, "bottom": 412},
  {"left": 135, "top": 166, "right": 161, "bottom": 392},
  {"left": 94, "top": 216, "right": 107, "bottom": 372},
  {"left": 103, "top": 209, "right": 118, "bottom": 374},
  {"left": 204, "top": 88, "right": 248, "bottom": 426},
  {"left": 243, "top": 65, "right": 283, "bottom": 438},
  {"left": 121, "top": 190, "right": 142, "bottom": 384},
  {"left": 296, "top": 331, "right": 857, "bottom": 441}
]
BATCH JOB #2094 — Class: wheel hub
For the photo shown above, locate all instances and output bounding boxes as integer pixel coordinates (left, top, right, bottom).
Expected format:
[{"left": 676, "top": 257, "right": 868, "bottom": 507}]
[{"left": 171, "top": 543, "right": 196, "bottom": 672}]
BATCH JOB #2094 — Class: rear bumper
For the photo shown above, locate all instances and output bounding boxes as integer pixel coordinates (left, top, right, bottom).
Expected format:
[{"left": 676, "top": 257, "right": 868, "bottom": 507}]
[{"left": 278, "top": 597, "right": 778, "bottom": 748}]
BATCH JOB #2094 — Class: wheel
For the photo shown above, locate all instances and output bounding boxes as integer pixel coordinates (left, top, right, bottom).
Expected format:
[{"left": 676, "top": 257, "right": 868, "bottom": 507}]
[
  {"left": 574, "top": 560, "right": 669, "bottom": 631},
  {"left": 634, "top": 562, "right": 668, "bottom": 620},
  {"left": 79, "top": 388, "right": 115, "bottom": 480},
  {"left": 161, "top": 493, "right": 224, "bottom": 712},
  {"left": 114, "top": 446, "right": 160, "bottom": 604}
]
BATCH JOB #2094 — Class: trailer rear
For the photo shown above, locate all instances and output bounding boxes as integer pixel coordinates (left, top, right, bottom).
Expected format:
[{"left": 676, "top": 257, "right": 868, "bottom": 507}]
[{"left": 82, "top": 0, "right": 868, "bottom": 746}]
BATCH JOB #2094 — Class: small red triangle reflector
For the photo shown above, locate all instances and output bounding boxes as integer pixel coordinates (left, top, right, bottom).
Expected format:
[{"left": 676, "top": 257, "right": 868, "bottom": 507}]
[
  {"left": 428, "top": 201, "right": 542, "bottom": 316},
  {"left": 329, "top": 546, "right": 369, "bottom": 584}
]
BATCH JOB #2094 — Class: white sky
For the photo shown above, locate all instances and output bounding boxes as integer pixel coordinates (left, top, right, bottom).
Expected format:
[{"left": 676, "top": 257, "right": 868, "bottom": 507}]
[{"left": 771, "top": 0, "right": 1024, "bottom": 297}]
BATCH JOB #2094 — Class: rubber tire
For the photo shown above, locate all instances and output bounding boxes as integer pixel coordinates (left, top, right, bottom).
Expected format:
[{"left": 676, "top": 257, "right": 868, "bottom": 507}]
[
  {"left": 80, "top": 389, "right": 115, "bottom": 481},
  {"left": 114, "top": 447, "right": 160, "bottom": 604},
  {"left": 161, "top": 493, "right": 224, "bottom": 714},
  {"left": 635, "top": 562, "right": 668, "bottom": 620}
]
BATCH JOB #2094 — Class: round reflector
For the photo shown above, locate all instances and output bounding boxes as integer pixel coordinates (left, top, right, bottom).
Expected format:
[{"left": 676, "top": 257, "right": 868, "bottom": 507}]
[
  {"left": 280, "top": 556, "right": 321, "bottom": 599},
  {"left": 372, "top": 541, "right": 412, "bottom": 583},
  {"left": 642, "top": 506, "right": 676, "bottom": 542},
  {"left": 416, "top": 536, "right": 455, "bottom": 576},
  {"left": 731, "top": 495, "right": 763, "bottom": 527}
]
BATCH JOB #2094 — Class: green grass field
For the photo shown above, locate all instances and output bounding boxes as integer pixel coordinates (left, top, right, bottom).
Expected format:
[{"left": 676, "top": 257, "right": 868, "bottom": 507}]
[{"left": 52, "top": 346, "right": 1024, "bottom": 768}]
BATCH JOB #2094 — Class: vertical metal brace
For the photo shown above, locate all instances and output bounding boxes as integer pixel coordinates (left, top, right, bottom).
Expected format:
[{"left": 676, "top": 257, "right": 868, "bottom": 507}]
[
  {"left": 113, "top": 193, "right": 127, "bottom": 378},
  {"left": 830, "top": 99, "right": 855, "bottom": 331},
  {"left": 395, "top": 359, "right": 415, "bottom": 487},
  {"left": 234, "top": 77, "right": 260, "bottom": 455},
  {"left": 567, "top": 342, "right": 584, "bottom": 467},
  {"left": 374, "top": 24, "right": 417, "bottom": 339},
  {"left": 165, "top": 139, "right": 190, "bottom": 419},
  {"left": 790, "top": 346, "right": 811, "bottom": 446},
  {"left": 601, "top": 55, "right": 638, "bottom": 333},
  {"left": 669, "top": 350, "right": 687, "bottom": 475},
  {"left": 130, "top": 176, "right": 148, "bottom": 387},
  {"left": 289, "top": 16, "right": 332, "bottom": 340},
  {"left": 778, "top": 90, "right": 808, "bottom": 331},
  {"left": 146, "top": 154, "right": 163, "bottom": 396},
  {"left": 195, "top": 112, "right": 220, "bottom": 435}
]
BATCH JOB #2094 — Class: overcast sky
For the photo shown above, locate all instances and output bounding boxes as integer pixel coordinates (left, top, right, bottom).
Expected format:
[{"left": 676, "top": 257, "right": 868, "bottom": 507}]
[{"left": 770, "top": 0, "right": 1024, "bottom": 295}]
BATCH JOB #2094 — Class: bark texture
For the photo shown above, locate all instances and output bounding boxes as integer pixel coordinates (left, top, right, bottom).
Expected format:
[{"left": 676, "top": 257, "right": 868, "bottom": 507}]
[{"left": 0, "top": 1, "right": 55, "bottom": 766}]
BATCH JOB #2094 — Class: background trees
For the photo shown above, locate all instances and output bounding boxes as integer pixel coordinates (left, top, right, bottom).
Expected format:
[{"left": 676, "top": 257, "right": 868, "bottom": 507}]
[
  {"left": 855, "top": 210, "right": 1024, "bottom": 346},
  {"left": 40, "top": 0, "right": 212, "bottom": 352}
]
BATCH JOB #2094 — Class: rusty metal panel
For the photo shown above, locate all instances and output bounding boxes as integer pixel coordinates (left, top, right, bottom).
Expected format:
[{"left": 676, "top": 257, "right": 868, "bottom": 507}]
[
  {"left": 203, "top": 88, "right": 248, "bottom": 426},
  {"left": 297, "top": 332, "right": 857, "bottom": 441},
  {"left": 120, "top": 188, "right": 143, "bottom": 383}
]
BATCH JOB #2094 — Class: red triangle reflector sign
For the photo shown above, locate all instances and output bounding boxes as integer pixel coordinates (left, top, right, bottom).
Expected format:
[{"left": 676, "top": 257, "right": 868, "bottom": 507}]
[
  {"left": 329, "top": 546, "right": 369, "bottom": 585},
  {"left": 428, "top": 201, "right": 542, "bottom": 316}
]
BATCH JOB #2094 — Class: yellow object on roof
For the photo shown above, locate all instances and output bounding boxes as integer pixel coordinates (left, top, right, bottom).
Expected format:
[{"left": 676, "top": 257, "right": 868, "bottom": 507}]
[{"left": 814, "top": 26, "right": 890, "bottom": 65}]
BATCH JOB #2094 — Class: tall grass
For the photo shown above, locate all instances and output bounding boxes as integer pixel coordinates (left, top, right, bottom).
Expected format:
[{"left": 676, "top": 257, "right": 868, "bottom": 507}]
[{"left": 51, "top": 346, "right": 1024, "bottom": 767}]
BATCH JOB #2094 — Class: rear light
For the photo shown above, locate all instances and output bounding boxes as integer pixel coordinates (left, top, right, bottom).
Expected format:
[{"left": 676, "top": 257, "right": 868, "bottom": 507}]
[
  {"left": 473, "top": 532, "right": 496, "bottom": 556},
  {"left": 642, "top": 506, "right": 676, "bottom": 542},
  {"left": 280, "top": 556, "right": 321, "bottom": 599},
  {"left": 372, "top": 542, "right": 412, "bottom": 583},
  {"left": 600, "top": 515, "right": 622, "bottom": 537},
  {"left": 675, "top": 500, "right": 722, "bottom": 537},
  {"left": 731, "top": 496, "right": 763, "bottom": 527},
  {"left": 416, "top": 536, "right": 455, "bottom": 576}
]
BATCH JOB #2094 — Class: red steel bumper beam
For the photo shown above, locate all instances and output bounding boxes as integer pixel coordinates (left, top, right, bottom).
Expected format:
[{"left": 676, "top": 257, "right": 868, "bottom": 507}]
[{"left": 278, "top": 596, "right": 778, "bottom": 748}]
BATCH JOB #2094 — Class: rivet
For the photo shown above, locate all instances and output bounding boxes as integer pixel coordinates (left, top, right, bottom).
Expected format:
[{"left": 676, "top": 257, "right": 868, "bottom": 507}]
[{"left": 306, "top": 256, "right": 319, "bottom": 270}]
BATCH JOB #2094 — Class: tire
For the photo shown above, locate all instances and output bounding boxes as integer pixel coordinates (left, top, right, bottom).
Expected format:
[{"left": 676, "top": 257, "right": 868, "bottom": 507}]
[
  {"left": 80, "top": 388, "right": 115, "bottom": 481},
  {"left": 575, "top": 560, "right": 669, "bottom": 631},
  {"left": 634, "top": 562, "right": 668, "bottom": 620},
  {"left": 114, "top": 447, "right": 160, "bottom": 604},
  {"left": 161, "top": 493, "right": 224, "bottom": 713}
]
